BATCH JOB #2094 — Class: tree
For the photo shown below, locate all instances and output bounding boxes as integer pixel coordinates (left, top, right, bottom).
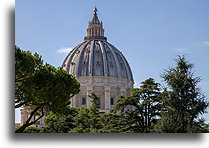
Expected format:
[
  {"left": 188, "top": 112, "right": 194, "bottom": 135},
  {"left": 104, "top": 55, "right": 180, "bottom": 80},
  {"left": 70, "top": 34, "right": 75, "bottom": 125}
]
[
  {"left": 98, "top": 113, "right": 128, "bottom": 133},
  {"left": 88, "top": 93, "right": 102, "bottom": 132},
  {"left": 44, "top": 107, "right": 79, "bottom": 133},
  {"left": 15, "top": 46, "right": 80, "bottom": 133},
  {"left": 69, "top": 107, "right": 93, "bottom": 133},
  {"left": 112, "top": 78, "right": 162, "bottom": 133},
  {"left": 15, "top": 45, "right": 43, "bottom": 108},
  {"left": 69, "top": 93, "right": 102, "bottom": 133},
  {"left": 15, "top": 126, "right": 45, "bottom": 133},
  {"left": 43, "top": 93, "right": 127, "bottom": 133},
  {"left": 157, "top": 56, "right": 208, "bottom": 133}
]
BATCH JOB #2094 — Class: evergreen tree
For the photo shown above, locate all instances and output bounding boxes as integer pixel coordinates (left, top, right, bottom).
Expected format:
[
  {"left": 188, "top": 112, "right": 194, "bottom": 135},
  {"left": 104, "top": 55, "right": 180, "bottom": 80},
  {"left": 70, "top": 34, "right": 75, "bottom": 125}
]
[
  {"left": 112, "top": 78, "right": 162, "bottom": 133},
  {"left": 69, "top": 93, "right": 102, "bottom": 133},
  {"left": 44, "top": 108, "right": 78, "bottom": 133},
  {"left": 99, "top": 113, "right": 128, "bottom": 133},
  {"left": 88, "top": 93, "right": 102, "bottom": 132},
  {"left": 69, "top": 107, "right": 92, "bottom": 133},
  {"left": 157, "top": 56, "right": 208, "bottom": 133}
]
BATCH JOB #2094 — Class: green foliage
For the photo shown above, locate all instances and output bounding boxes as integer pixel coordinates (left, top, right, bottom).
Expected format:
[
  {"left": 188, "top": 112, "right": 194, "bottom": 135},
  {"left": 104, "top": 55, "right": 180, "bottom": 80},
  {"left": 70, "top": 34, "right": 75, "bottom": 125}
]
[
  {"left": 98, "top": 113, "right": 128, "bottom": 133},
  {"left": 15, "top": 126, "right": 44, "bottom": 133},
  {"left": 44, "top": 93, "right": 127, "bottom": 133},
  {"left": 88, "top": 93, "right": 102, "bottom": 131},
  {"left": 70, "top": 94, "right": 102, "bottom": 133},
  {"left": 23, "top": 64, "right": 80, "bottom": 113},
  {"left": 112, "top": 78, "right": 162, "bottom": 133},
  {"left": 89, "top": 93, "right": 100, "bottom": 113},
  {"left": 15, "top": 45, "right": 43, "bottom": 108},
  {"left": 44, "top": 93, "right": 103, "bottom": 133},
  {"left": 44, "top": 107, "right": 79, "bottom": 133},
  {"left": 45, "top": 107, "right": 127, "bottom": 133},
  {"left": 15, "top": 49, "right": 207, "bottom": 133},
  {"left": 188, "top": 118, "right": 208, "bottom": 133},
  {"left": 15, "top": 46, "right": 80, "bottom": 133},
  {"left": 45, "top": 106, "right": 104, "bottom": 133},
  {"left": 69, "top": 107, "right": 93, "bottom": 133},
  {"left": 156, "top": 56, "right": 208, "bottom": 133}
]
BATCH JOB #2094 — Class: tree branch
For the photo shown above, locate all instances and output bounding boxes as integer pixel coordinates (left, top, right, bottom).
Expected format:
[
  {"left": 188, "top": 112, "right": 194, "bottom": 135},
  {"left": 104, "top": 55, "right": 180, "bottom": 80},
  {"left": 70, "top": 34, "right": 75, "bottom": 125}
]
[{"left": 15, "top": 104, "right": 45, "bottom": 133}]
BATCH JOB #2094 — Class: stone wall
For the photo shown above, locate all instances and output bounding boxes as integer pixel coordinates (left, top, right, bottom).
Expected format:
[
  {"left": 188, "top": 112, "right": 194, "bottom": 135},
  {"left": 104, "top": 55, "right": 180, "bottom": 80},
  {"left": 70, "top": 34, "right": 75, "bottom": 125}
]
[{"left": 70, "top": 76, "right": 134, "bottom": 112}]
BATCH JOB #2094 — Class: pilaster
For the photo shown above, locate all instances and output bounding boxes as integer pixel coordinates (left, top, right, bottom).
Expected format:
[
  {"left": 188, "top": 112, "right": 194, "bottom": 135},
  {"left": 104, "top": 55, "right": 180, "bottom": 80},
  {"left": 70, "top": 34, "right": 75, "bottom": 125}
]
[
  {"left": 104, "top": 86, "right": 111, "bottom": 109},
  {"left": 86, "top": 86, "right": 93, "bottom": 107}
]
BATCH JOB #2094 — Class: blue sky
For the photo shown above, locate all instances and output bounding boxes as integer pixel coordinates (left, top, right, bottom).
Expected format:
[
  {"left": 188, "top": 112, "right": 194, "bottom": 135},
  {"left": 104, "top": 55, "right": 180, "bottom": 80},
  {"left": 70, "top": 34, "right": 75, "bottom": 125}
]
[{"left": 15, "top": 0, "right": 208, "bottom": 122}]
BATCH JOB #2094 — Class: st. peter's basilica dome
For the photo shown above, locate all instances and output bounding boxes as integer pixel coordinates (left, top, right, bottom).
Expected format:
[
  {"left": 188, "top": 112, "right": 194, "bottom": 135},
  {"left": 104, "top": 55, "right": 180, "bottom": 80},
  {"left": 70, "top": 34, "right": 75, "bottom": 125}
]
[{"left": 62, "top": 8, "right": 134, "bottom": 111}]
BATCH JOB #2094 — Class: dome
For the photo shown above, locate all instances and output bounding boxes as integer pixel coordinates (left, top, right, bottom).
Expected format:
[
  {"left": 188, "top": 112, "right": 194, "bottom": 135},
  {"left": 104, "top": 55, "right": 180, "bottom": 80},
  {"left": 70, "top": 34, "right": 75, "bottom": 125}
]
[
  {"left": 62, "top": 40, "right": 133, "bottom": 81},
  {"left": 62, "top": 8, "right": 134, "bottom": 111},
  {"left": 62, "top": 9, "right": 133, "bottom": 82}
]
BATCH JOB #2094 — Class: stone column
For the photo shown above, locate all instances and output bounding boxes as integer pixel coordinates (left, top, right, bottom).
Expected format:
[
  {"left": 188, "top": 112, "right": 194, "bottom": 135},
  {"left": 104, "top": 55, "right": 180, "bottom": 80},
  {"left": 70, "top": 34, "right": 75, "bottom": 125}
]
[
  {"left": 72, "top": 96, "right": 77, "bottom": 107},
  {"left": 40, "top": 115, "right": 45, "bottom": 125},
  {"left": 104, "top": 86, "right": 111, "bottom": 110},
  {"left": 87, "top": 29, "right": 89, "bottom": 36},
  {"left": 86, "top": 86, "right": 93, "bottom": 107},
  {"left": 20, "top": 109, "right": 29, "bottom": 125}
]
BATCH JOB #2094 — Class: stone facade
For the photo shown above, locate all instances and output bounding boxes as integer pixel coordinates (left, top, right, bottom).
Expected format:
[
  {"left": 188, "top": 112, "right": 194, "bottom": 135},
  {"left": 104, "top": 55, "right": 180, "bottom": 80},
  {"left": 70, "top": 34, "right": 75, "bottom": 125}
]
[{"left": 70, "top": 77, "right": 133, "bottom": 112}]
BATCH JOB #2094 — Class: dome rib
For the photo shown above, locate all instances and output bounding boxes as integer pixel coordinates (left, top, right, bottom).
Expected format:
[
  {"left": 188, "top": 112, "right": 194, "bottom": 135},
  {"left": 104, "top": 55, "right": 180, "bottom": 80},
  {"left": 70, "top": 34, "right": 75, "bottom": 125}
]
[
  {"left": 72, "top": 41, "right": 88, "bottom": 76},
  {"left": 76, "top": 41, "right": 91, "bottom": 77},
  {"left": 88, "top": 40, "right": 95, "bottom": 76},
  {"left": 93, "top": 41, "right": 104, "bottom": 76},
  {"left": 120, "top": 53, "right": 134, "bottom": 81},
  {"left": 63, "top": 42, "right": 85, "bottom": 73},
  {"left": 98, "top": 41, "right": 108, "bottom": 77},
  {"left": 107, "top": 43, "right": 133, "bottom": 81},
  {"left": 105, "top": 42, "right": 121, "bottom": 78},
  {"left": 62, "top": 42, "right": 84, "bottom": 70}
]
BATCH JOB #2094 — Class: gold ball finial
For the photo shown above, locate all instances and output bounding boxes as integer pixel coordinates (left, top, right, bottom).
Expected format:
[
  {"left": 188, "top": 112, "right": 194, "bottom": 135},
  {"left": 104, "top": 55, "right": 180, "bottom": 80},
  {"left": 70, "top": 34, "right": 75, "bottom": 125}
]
[{"left": 94, "top": 7, "right": 97, "bottom": 13}]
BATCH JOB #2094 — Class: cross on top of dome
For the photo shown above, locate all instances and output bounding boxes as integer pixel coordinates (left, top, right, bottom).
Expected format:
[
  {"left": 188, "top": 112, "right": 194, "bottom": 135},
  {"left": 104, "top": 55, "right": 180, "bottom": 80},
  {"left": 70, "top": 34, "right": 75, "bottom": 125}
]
[
  {"left": 84, "top": 8, "right": 107, "bottom": 41},
  {"left": 94, "top": 7, "right": 97, "bottom": 13}
]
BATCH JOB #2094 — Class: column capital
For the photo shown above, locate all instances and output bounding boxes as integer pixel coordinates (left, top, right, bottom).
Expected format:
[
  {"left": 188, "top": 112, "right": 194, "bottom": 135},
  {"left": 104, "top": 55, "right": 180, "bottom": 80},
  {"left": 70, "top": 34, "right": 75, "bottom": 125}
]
[
  {"left": 87, "top": 86, "right": 93, "bottom": 91},
  {"left": 104, "top": 86, "right": 111, "bottom": 91}
]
